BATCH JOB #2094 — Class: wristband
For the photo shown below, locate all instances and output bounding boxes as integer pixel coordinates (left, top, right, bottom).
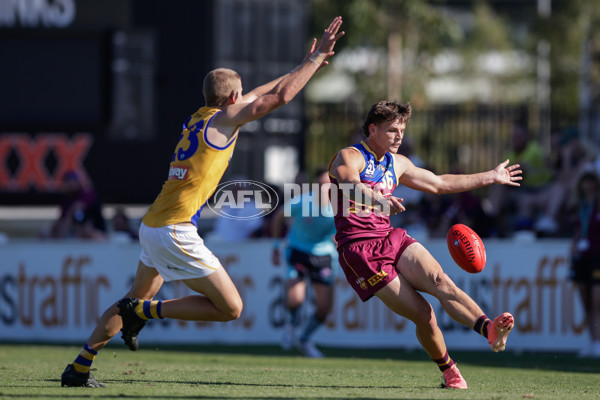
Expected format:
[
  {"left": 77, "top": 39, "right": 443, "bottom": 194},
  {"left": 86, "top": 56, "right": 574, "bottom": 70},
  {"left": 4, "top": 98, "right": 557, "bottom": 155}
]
[
  {"left": 308, "top": 51, "right": 325, "bottom": 66},
  {"left": 273, "top": 240, "right": 280, "bottom": 249}
]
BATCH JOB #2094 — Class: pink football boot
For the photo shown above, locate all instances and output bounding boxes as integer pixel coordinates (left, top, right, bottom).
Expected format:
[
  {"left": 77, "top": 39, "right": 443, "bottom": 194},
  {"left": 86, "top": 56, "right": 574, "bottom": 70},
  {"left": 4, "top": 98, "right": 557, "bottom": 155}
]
[{"left": 488, "top": 312, "right": 514, "bottom": 352}]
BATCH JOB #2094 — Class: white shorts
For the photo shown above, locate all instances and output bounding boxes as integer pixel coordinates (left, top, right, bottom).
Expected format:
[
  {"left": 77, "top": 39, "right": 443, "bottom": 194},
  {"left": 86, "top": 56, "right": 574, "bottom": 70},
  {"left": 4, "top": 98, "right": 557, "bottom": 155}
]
[{"left": 139, "top": 222, "right": 221, "bottom": 281}]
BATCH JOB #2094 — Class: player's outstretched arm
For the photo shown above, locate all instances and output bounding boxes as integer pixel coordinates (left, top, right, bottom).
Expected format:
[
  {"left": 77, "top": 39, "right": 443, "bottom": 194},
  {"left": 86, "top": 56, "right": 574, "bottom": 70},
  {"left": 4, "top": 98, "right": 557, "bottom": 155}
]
[
  {"left": 241, "top": 37, "right": 326, "bottom": 103},
  {"left": 491, "top": 159, "right": 522, "bottom": 186},
  {"left": 225, "top": 16, "right": 345, "bottom": 126},
  {"left": 397, "top": 156, "right": 522, "bottom": 195}
]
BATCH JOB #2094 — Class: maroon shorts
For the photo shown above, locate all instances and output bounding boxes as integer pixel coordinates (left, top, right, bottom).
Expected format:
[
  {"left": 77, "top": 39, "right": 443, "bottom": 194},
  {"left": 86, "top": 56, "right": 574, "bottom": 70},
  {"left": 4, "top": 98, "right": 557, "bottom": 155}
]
[{"left": 338, "top": 228, "right": 418, "bottom": 302}]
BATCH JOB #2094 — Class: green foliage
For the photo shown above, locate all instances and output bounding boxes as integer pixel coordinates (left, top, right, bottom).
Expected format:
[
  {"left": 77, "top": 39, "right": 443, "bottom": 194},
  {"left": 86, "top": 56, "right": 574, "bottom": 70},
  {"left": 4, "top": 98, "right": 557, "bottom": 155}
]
[
  {"left": 533, "top": 0, "right": 600, "bottom": 115},
  {"left": 466, "top": 1, "right": 514, "bottom": 51},
  {"left": 304, "top": 1, "right": 598, "bottom": 175}
]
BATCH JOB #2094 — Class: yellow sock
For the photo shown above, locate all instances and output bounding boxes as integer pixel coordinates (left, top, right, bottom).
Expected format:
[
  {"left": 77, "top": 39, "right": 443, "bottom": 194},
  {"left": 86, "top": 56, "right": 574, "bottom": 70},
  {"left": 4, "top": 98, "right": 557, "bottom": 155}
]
[
  {"left": 134, "top": 300, "right": 163, "bottom": 320},
  {"left": 72, "top": 344, "right": 97, "bottom": 374}
]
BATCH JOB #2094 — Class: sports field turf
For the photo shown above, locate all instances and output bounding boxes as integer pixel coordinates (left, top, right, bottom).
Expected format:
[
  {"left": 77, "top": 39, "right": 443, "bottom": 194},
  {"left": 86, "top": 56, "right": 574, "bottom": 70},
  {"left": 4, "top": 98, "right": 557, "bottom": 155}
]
[{"left": 0, "top": 343, "right": 598, "bottom": 399}]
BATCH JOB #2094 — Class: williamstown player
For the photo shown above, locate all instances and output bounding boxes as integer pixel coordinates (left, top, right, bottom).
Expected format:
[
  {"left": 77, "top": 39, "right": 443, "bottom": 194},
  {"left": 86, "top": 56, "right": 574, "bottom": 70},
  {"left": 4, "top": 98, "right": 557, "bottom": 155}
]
[
  {"left": 328, "top": 101, "right": 521, "bottom": 389},
  {"left": 61, "top": 16, "right": 344, "bottom": 388}
]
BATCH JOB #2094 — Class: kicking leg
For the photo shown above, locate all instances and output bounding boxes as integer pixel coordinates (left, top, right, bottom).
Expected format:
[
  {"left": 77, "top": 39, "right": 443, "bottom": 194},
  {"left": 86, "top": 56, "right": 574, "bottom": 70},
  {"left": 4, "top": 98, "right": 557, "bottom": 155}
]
[{"left": 397, "top": 243, "right": 513, "bottom": 351}]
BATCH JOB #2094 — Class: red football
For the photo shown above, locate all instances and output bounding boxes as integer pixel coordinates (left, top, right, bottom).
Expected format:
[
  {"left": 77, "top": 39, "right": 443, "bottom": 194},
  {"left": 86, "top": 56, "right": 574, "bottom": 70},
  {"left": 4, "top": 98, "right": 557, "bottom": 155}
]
[{"left": 446, "top": 224, "right": 486, "bottom": 273}]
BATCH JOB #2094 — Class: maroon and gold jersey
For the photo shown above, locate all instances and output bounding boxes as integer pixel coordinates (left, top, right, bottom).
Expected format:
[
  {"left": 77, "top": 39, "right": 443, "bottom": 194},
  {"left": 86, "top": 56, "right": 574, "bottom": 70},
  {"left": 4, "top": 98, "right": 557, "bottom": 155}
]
[{"left": 329, "top": 141, "right": 398, "bottom": 247}]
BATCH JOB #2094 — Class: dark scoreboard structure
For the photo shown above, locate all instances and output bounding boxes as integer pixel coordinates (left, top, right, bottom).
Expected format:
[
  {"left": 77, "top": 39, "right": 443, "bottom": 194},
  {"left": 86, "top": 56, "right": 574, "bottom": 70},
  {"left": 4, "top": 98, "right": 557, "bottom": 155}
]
[{"left": 0, "top": 0, "right": 307, "bottom": 205}]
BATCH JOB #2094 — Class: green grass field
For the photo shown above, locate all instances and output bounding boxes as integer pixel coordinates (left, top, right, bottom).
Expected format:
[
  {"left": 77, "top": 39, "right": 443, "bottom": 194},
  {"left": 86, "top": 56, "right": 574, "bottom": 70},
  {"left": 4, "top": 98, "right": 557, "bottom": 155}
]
[{"left": 0, "top": 343, "right": 598, "bottom": 400}]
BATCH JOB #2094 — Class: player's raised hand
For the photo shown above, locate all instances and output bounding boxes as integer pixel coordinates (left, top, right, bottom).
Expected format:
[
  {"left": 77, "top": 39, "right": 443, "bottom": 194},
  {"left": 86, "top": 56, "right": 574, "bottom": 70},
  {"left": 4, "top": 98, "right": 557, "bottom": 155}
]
[
  {"left": 317, "top": 16, "right": 344, "bottom": 54},
  {"left": 305, "top": 16, "right": 345, "bottom": 68},
  {"left": 493, "top": 159, "right": 522, "bottom": 186}
]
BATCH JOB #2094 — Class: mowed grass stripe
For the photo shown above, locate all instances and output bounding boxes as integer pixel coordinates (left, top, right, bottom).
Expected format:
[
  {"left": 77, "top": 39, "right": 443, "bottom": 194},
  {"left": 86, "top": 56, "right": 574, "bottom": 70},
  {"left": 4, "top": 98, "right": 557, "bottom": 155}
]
[{"left": 0, "top": 344, "right": 598, "bottom": 399}]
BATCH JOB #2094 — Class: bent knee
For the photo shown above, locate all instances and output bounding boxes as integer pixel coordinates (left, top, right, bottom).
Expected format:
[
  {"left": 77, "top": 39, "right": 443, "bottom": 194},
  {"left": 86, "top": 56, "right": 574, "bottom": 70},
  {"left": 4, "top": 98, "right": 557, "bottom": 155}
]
[
  {"left": 220, "top": 299, "right": 243, "bottom": 322},
  {"left": 412, "top": 303, "right": 437, "bottom": 328},
  {"left": 433, "top": 272, "right": 458, "bottom": 293}
]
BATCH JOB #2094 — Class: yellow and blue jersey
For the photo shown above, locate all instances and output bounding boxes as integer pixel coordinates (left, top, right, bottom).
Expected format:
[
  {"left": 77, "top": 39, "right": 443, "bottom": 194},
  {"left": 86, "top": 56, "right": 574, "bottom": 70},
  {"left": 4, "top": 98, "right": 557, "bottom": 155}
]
[{"left": 143, "top": 107, "right": 237, "bottom": 228}]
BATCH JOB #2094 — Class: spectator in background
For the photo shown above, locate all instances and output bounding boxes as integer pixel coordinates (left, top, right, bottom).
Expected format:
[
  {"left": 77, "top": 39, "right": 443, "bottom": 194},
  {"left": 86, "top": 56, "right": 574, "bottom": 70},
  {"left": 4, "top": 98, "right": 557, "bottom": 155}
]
[
  {"left": 271, "top": 168, "right": 336, "bottom": 358},
  {"left": 111, "top": 208, "right": 139, "bottom": 242},
  {"left": 44, "top": 170, "right": 107, "bottom": 241},
  {"left": 534, "top": 127, "right": 596, "bottom": 236},
  {"left": 568, "top": 170, "right": 600, "bottom": 358},
  {"left": 414, "top": 165, "right": 495, "bottom": 239},
  {"left": 425, "top": 190, "right": 494, "bottom": 239},
  {"left": 486, "top": 125, "right": 553, "bottom": 236}
]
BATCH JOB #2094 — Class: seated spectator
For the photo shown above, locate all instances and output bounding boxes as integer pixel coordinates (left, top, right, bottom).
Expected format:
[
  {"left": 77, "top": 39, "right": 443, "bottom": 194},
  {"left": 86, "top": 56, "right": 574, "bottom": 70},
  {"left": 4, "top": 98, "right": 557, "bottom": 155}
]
[
  {"left": 534, "top": 127, "right": 597, "bottom": 236},
  {"left": 44, "top": 170, "right": 107, "bottom": 241},
  {"left": 110, "top": 207, "right": 139, "bottom": 242},
  {"left": 486, "top": 125, "right": 553, "bottom": 236},
  {"left": 427, "top": 190, "right": 495, "bottom": 239}
]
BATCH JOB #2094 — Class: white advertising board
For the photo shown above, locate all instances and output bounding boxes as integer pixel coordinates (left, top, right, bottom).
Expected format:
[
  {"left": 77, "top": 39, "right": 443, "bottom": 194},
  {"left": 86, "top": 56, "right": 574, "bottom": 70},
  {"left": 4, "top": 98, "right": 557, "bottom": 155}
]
[{"left": 0, "top": 238, "right": 586, "bottom": 352}]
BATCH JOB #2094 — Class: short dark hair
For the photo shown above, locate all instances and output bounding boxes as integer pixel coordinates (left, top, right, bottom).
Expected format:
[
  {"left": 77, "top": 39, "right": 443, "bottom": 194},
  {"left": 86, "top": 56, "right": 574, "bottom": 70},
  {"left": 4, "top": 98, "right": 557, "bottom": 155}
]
[{"left": 362, "top": 101, "right": 412, "bottom": 137}]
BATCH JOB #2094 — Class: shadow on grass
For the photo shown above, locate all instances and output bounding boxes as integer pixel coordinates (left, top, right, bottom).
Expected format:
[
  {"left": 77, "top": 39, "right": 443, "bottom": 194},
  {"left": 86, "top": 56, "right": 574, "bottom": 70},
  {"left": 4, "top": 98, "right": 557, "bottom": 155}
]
[
  {"left": 1, "top": 378, "right": 423, "bottom": 400},
  {"left": 0, "top": 395, "right": 408, "bottom": 400},
  {"left": 43, "top": 377, "right": 405, "bottom": 390},
  {"left": 3, "top": 341, "right": 598, "bottom": 376},
  {"left": 135, "top": 344, "right": 600, "bottom": 375}
]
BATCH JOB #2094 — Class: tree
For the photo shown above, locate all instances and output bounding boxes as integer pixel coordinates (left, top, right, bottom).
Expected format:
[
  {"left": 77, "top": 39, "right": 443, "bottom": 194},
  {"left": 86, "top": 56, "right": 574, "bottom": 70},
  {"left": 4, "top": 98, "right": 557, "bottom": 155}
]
[{"left": 309, "top": 0, "right": 461, "bottom": 105}]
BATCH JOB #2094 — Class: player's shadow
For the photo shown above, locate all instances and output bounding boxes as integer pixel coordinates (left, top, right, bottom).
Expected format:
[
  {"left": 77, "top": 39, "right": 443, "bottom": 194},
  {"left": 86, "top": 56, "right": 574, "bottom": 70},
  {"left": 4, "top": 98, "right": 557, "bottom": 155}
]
[
  {"left": 326, "top": 347, "right": 600, "bottom": 375},
  {"left": 151, "top": 344, "right": 600, "bottom": 375}
]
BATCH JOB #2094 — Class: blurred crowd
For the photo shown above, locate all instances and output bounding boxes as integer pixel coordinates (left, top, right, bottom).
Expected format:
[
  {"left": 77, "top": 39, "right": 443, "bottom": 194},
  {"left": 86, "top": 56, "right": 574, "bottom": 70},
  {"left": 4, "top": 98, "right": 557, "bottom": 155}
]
[
  {"left": 34, "top": 124, "right": 600, "bottom": 243},
  {"left": 389, "top": 124, "right": 600, "bottom": 241},
  {"left": 38, "top": 170, "right": 140, "bottom": 243}
]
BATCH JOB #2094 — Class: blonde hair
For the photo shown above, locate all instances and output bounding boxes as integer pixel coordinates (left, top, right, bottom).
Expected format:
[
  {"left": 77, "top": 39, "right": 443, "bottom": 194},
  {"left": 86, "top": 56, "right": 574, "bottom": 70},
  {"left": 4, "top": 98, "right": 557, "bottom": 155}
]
[{"left": 203, "top": 68, "right": 242, "bottom": 107}]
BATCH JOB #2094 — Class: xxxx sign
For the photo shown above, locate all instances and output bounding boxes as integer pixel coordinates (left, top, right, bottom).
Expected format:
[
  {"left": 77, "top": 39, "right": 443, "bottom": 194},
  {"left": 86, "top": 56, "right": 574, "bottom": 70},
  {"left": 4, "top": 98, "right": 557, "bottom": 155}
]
[{"left": 0, "top": 132, "right": 93, "bottom": 192}]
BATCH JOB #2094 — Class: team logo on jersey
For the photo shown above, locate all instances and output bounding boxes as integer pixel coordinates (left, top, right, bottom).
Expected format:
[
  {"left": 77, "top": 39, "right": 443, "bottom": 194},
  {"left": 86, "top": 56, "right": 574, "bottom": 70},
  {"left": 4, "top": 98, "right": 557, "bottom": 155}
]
[
  {"left": 365, "top": 159, "right": 376, "bottom": 178},
  {"left": 368, "top": 270, "right": 388, "bottom": 286},
  {"left": 356, "top": 277, "right": 367, "bottom": 290},
  {"left": 208, "top": 180, "right": 279, "bottom": 220},
  {"left": 168, "top": 165, "right": 189, "bottom": 180}
]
